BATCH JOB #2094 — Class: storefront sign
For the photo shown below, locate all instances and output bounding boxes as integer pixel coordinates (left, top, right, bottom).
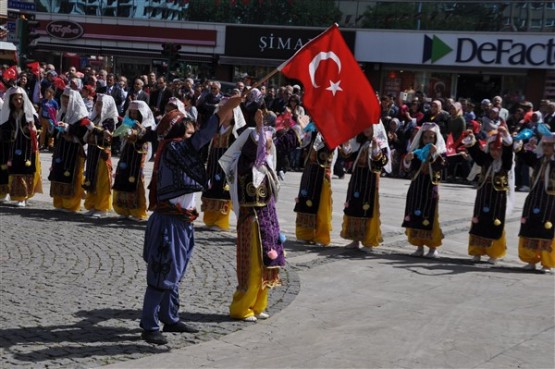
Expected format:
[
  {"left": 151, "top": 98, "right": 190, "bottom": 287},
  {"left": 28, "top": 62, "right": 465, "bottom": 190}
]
[
  {"left": 455, "top": 38, "right": 555, "bottom": 66},
  {"left": 225, "top": 26, "right": 355, "bottom": 60},
  {"left": 46, "top": 21, "right": 84, "bottom": 40},
  {"left": 8, "top": 0, "right": 36, "bottom": 12},
  {"left": 356, "top": 31, "right": 554, "bottom": 69}
]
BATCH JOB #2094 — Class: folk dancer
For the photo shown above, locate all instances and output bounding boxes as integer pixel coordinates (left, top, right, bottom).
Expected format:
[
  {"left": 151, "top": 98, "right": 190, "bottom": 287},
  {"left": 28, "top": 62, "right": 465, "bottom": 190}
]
[
  {"left": 402, "top": 122, "right": 447, "bottom": 258},
  {"left": 294, "top": 130, "right": 334, "bottom": 246},
  {"left": 219, "top": 109, "right": 303, "bottom": 322},
  {"left": 464, "top": 126, "right": 514, "bottom": 264},
  {"left": 112, "top": 100, "right": 155, "bottom": 221},
  {"left": 140, "top": 96, "right": 242, "bottom": 345},
  {"left": 201, "top": 99, "right": 246, "bottom": 231},
  {"left": 341, "top": 121, "right": 391, "bottom": 251},
  {"left": 83, "top": 94, "right": 118, "bottom": 218},
  {"left": 49, "top": 88, "right": 90, "bottom": 213},
  {"left": 0, "top": 86, "right": 42, "bottom": 207},
  {"left": 515, "top": 130, "right": 555, "bottom": 273}
]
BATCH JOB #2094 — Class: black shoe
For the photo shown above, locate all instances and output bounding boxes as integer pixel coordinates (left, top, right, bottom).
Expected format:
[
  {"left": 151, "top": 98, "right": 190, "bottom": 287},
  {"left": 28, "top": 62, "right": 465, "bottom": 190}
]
[
  {"left": 141, "top": 330, "right": 168, "bottom": 345},
  {"left": 163, "top": 321, "right": 199, "bottom": 333}
]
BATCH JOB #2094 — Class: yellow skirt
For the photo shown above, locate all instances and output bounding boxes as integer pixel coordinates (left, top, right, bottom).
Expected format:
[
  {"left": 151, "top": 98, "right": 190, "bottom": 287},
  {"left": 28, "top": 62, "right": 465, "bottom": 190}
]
[
  {"left": 53, "top": 157, "right": 84, "bottom": 212},
  {"left": 468, "top": 232, "right": 506, "bottom": 259},
  {"left": 518, "top": 237, "right": 555, "bottom": 268},
  {"left": 406, "top": 208, "right": 444, "bottom": 248},
  {"left": 295, "top": 178, "right": 332, "bottom": 245},
  {"left": 84, "top": 159, "right": 113, "bottom": 212},
  {"left": 230, "top": 217, "right": 270, "bottom": 320}
]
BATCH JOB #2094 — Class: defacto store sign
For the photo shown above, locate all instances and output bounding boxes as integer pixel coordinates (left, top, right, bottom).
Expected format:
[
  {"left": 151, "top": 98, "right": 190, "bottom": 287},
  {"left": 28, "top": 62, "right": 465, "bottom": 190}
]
[{"left": 356, "top": 31, "right": 554, "bottom": 69}]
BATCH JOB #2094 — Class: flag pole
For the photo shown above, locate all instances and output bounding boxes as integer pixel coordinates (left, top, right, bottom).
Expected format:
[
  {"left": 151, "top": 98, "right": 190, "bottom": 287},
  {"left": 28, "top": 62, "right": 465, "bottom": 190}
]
[{"left": 242, "top": 68, "right": 280, "bottom": 97}]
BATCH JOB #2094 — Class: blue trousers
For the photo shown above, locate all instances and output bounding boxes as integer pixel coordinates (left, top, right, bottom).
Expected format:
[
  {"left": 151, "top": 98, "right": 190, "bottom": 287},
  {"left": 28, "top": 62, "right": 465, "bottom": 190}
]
[
  {"left": 140, "top": 213, "right": 195, "bottom": 332},
  {"left": 140, "top": 285, "right": 180, "bottom": 332}
]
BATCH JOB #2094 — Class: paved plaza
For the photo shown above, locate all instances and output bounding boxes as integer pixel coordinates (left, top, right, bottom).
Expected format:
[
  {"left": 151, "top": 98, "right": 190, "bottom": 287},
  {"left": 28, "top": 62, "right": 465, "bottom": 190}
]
[{"left": 0, "top": 152, "right": 553, "bottom": 369}]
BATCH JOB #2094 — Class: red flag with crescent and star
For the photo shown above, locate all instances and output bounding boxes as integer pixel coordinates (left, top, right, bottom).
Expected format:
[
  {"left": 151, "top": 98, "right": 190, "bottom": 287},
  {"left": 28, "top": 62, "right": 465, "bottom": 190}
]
[{"left": 277, "top": 23, "right": 380, "bottom": 149}]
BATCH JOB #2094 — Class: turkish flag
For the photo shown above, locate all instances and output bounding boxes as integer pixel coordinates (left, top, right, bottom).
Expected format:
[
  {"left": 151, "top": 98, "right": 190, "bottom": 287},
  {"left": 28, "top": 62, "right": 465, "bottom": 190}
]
[
  {"left": 27, "top": 62, "right": 40, "bottom": 77},
  {"left": 278, "top": 24, "right": 380, "bottom": 149},
  {"left": 3, "top": 65, "right": 18, "bottom": 81}
]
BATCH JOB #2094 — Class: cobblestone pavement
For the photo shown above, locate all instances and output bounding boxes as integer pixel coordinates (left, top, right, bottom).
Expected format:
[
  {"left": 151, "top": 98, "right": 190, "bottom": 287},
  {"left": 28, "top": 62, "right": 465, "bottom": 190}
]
[
  {"left": 0, "top": 200, "right": 300, "bottom": 369},
  {"left": 0, "top": 153, "right": 544, "bottom": 369}
]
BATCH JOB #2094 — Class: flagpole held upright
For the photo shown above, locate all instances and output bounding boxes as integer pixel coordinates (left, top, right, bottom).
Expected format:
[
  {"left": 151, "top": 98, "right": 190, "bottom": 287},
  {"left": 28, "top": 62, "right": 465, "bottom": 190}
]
[{"left": 243, "top": 68, "right": 280, "bottom": 97}]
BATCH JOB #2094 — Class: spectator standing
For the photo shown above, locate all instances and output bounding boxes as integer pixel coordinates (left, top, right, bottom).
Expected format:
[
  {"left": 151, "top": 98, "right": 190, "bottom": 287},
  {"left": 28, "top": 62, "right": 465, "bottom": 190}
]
[
  {"left": 544, "top": 101, "right": 555, "bottom": 130},
  {"left": 492, "top": 96, "right": 509, "bottom": 122},
  {"left": 38, "top": 87, "right": 59, "bottom": 151},
  {"left": 183, "top": 93, "right": 198, "bottom": 123},
  {"left": 124, "top": 78, "right": 150, "bottom": 113},
  {"left": 425, "top": 100, "right": 450, "bottom": 138},
  {"left": 103, "top": 73, "right": 126, "bottom": 116}
]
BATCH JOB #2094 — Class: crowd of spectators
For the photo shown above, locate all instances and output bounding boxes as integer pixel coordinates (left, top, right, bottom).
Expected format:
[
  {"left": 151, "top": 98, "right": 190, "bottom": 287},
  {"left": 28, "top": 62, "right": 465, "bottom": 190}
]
[
  {"left": 1, "top": 62, "right": 553, "bottom": 192},
  {"left": 377, "top": 92, "right": 555, "bottom": 192}
]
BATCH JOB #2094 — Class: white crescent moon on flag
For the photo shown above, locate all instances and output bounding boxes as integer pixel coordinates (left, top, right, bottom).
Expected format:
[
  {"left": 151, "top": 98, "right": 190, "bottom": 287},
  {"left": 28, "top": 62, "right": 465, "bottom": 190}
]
[{"left": 308, "top": 51, "right": 342, "bottom": 88}]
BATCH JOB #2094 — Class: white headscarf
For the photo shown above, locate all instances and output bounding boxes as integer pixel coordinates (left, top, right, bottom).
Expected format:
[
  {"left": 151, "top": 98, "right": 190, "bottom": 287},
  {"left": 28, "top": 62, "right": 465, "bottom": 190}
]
[
  {"left": 534, "top": 133, "right": 555, "bottom": 158},
  {"left": 408, "top": 122, "right": 447, "bottom": 155},
  {"left": 89, "top": 94, "right": 119, "bottom": 125},
  {"left": 349, "top": 120, "right": 392, "bottom": 174},
  {"left": 216, "top": 97, "right": 246, "bottom": 138},
  {"left": 57, "top": 87, "right": 89, "bottom": 125},
  {"left": 247, "top": 88, "right": 264, "bottom": 104},
  {"left": 480, "top": 130, "right": 516, "bottom": 215},
  {"left": 219, "top": 126, "right": 281, "bottom": 218},
  {"left": 532, "top": 134, "right": 555, "bottom": 193},
  {"left": 167, "top": 97, "right": 186, "bottom": 115},
  {"left": 125, "top": 100, "right": 155, "bottom": 129},
  {"left": 0, "top": 86, "right": 37, "bottom": 126}
]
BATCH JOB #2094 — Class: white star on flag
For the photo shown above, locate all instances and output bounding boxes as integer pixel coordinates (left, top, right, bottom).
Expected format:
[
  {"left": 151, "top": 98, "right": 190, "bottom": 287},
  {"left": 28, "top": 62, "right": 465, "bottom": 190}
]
[{"left": 326, "top": 80, "right": 343, "bottom": 96}]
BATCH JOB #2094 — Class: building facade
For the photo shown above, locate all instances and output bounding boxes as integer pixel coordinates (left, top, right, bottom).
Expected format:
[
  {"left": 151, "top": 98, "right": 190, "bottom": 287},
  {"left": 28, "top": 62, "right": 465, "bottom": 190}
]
[{"left": 2, "top": 1, "right": 554, "bottom": 105}]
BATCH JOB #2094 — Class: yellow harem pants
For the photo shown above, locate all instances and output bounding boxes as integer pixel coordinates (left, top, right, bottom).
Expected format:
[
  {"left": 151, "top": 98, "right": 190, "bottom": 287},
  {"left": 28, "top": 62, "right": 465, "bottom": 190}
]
[
  {"left": 230, "top": 218, "right": 271, "bottom": 320},
  {"left": 468, "top": 232, "right": 506, "bottom": 259},
  {"left": 112, "top": 177, "right": 148, "bottom": 220},
  {"left": 406, "top": 209, "right": 444, "bottom": 248},
  {"left": 518, "top": 237, "right": 555, "bottom": 268},
  {"left": 295, "top": 178, "right": 332, "bottom": 246},
  {"left": 53, "top": 157, "right": 84, "bottom": 212},
  {"left": 202, "top": 198, "right": 232, "bottom": 231},
  {"left": 9, "top": 151, "right": 43, "bottom": 202},
  {"left": 84, "top": 159, "right": 113, "bottom": 212},
  {"left": 340, "top": 189, "right": 382, "bottom": 248}
]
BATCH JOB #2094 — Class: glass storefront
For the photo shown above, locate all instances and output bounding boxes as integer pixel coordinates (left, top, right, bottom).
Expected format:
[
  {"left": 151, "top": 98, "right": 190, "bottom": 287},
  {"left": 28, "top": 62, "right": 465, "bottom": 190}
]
[{"left": 380, "top": 67, "right": 528, "bottom": 108}]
